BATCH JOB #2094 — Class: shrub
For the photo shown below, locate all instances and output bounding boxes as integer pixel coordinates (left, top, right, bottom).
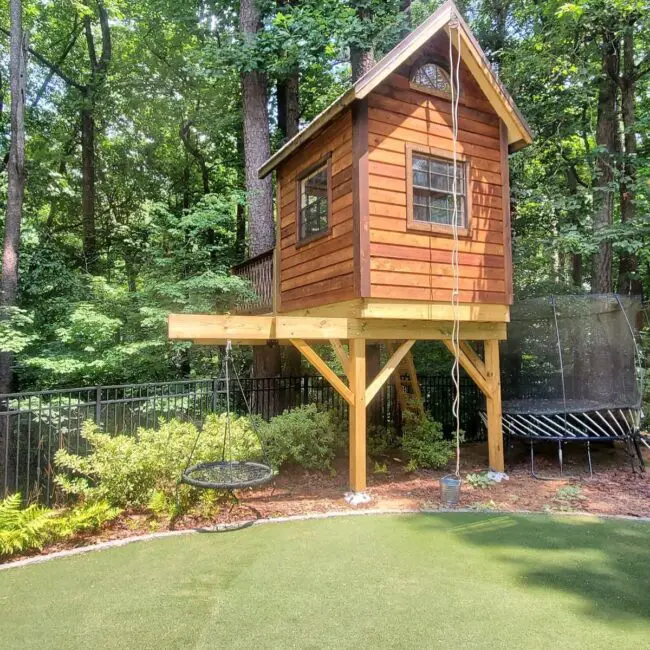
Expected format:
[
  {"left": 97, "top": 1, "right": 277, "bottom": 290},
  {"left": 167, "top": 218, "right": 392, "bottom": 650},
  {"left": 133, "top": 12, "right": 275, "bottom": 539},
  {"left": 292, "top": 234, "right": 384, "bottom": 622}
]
[
  {"left": 259, "top": 405, "right": 345, "bottom": 471},
  {"left": 0, "top": 494, "right": 120, "bottom": 558},
  {"left": 466, "top": 472, "right": 495, "bottom": 489},
  {"left": 401, "top": 411, "right": 459, "bottom": 471},
  {"left": 367, "top": 424, "right": 397, "bottom": 458},
  {"left": 0, "top": 494, "right": 58, "bottom": 556},
  {"left": 55, "top": 414, "right": 261, "bottom": 510}
]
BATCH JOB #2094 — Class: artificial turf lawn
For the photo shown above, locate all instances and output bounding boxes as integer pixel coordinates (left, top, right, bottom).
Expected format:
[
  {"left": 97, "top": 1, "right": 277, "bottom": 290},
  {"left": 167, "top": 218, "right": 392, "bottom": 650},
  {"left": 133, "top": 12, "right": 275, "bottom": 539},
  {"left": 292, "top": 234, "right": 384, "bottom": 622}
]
[{"left": 1, "top": 513, "right": 649, "bottom": 649}]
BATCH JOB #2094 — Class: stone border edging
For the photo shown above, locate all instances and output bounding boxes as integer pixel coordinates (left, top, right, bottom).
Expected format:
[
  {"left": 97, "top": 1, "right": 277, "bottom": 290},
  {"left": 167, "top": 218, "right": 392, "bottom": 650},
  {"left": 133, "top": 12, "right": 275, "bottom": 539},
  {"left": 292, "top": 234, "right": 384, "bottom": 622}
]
[{"left": 2, "top": 506, "right": 649, "bottom": 572}]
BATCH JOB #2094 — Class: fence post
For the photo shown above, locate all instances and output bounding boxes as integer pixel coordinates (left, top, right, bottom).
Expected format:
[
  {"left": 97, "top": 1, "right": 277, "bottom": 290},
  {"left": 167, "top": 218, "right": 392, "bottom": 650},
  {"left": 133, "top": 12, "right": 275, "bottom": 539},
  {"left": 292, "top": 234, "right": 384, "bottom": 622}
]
[
  {"left": 211, "top": 377, "right": 218, "bottom": 413},
  {"left": 95, "top": 386, "right": 102, "bottom": 428}
]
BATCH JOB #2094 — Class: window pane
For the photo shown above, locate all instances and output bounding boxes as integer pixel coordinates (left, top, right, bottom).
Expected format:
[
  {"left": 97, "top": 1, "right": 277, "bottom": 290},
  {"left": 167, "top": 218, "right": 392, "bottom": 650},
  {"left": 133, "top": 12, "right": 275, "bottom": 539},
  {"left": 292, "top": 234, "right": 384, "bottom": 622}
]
[
  {"left": 411, "top": 62, "right": 452, "bottom": 94},
  {"left": 412, "top": 187, "right": 466, "bottom": 227},
  {"left": 300, "top": 163, "right": 329, "bottom": 240}
]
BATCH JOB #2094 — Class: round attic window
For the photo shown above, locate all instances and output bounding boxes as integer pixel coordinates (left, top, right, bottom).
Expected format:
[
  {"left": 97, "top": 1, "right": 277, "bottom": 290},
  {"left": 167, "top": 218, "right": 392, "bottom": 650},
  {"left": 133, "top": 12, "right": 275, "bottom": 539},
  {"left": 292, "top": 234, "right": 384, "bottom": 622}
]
[{"left": 410, "top": 61, "right": 452, "bottom": 96}]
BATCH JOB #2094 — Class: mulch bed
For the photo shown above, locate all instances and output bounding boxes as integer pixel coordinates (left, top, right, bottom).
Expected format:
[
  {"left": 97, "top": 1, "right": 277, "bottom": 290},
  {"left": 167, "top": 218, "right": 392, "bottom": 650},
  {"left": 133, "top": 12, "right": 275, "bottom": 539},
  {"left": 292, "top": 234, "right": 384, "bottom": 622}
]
[{"left": 5, "top": 439, "right": 649, "bottom": 564}]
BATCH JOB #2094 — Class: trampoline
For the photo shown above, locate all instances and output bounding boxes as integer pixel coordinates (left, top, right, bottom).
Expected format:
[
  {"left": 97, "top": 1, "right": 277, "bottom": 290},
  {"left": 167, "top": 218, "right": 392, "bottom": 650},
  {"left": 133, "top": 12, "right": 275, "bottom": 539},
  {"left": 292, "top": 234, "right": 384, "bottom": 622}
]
[{"left": 482, "top": 294, "right": 645, "bottom": 475}]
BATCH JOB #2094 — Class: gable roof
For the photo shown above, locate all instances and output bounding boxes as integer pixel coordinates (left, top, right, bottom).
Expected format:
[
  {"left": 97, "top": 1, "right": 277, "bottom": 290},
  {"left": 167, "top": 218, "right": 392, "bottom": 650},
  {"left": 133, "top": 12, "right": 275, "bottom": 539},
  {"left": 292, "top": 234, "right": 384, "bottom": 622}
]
[{"left": 259, "top": 0, "right": 533, "bottom": 179}]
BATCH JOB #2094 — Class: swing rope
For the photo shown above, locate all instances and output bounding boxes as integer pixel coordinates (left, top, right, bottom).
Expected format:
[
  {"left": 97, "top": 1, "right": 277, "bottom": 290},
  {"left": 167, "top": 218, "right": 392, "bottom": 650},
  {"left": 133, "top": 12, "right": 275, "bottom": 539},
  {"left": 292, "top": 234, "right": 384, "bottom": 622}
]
[
  {"left": 449, "top": 14, "right": 462, "bottom": 478},
  {"left": 181, "top": 340, "right": 274, "bottom": 491}
]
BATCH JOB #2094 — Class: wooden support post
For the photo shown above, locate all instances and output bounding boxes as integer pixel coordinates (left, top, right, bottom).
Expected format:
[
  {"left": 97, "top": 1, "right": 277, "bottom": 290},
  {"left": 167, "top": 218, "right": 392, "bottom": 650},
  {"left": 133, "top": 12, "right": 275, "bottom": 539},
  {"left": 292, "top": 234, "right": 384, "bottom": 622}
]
[
  {"left": 329, "top": 339, "right": 350, "bottom": 380},
  {"left": 290, "top": 339, "right": 354, "bottom": 406},
  {"left": 484, "top": 339, "right": 504, "bottom": 472},
  {"left": 349, "top": 338, "right": 366, "bottom": 492},
  {"left": 366, "top": 340, "right": 415, "bottom": 406}
]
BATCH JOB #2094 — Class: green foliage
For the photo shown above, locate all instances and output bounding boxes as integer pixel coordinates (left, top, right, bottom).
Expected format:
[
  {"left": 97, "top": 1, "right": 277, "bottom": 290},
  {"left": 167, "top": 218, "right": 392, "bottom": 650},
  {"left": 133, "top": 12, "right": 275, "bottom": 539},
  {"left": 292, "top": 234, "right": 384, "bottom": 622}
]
[
  {"left": 259, "top": 405, "right": 346, "bottom": 471},
  {"left": 544, "top": 484, "right": 588, "bottom": 513},
  {"left": 54, "top": 415, "right": 261, "bottom": 510},
  {"left": 367, "top": 424, "right": 397, "bottom": 458},
  {"left": 0, "top": 494, "right": 120, "bottom": 558},
  {"left": 372, "top": 461, "right": 388, "bottom": 475},
  {"left": 401, "top": 410, "right": 459, "bottom": 471},
  {"left": 0, "top": 494, "right": 57, "bottom": 557},
  {"left": 466, "top": 472, "right": 495, "bottom": 489}
]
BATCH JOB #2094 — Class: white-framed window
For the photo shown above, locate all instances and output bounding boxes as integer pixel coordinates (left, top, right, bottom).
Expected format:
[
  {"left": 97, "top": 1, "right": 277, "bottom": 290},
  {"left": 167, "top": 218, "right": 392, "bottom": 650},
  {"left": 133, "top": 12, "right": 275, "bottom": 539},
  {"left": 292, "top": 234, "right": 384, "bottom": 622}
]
[{"left": 297, "top": 160, "right": 330, "bottom": 243}]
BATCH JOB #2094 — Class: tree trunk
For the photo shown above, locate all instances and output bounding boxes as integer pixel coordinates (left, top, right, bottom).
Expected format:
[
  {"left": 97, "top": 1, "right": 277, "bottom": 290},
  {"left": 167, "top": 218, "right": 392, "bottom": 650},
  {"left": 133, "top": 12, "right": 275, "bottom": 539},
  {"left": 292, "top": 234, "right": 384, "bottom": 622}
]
[
  {"left": 617, "top": 22, "right": 642, "bottom": 297},
  {"left": 235, "top": 128, "right": 247, "bottom": 259},
  {"left": 1, "top": 0, "right": 27, "bottom": 490},
  {"left": 81, "top": 96, "right": 98, "bottom": 272},
  {"left": 350, "top": 6, "right": 375, "bottom": 82},
  {"left": 277, "top": 73, "right": 299, "bottom": 141},
  {"left": 240, "top": 0, "right": 281, "bottom": 393},
  {"left": 240, "top": 0, "right": 274, "bottom": 257},
  {"left": 592, "top": 30, "right": 618, "bottom": 294},
  {"left": 80, "top": 3, "right": 112, "bottom": 274}
]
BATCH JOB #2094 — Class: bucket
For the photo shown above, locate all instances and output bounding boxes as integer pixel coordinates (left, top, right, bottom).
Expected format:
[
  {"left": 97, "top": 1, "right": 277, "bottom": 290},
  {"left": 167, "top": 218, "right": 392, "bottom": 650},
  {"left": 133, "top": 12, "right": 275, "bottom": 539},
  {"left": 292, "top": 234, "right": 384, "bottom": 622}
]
[{"left": 440, "top": 474, "right": 462, "bottom": 508}]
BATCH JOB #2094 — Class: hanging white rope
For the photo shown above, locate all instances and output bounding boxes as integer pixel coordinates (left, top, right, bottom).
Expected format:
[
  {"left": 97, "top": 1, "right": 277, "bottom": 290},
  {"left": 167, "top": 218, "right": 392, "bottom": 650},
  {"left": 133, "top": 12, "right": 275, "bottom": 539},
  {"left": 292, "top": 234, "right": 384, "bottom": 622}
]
[{"left": 449, "top": 15, "right": 462, "bottom": 477}]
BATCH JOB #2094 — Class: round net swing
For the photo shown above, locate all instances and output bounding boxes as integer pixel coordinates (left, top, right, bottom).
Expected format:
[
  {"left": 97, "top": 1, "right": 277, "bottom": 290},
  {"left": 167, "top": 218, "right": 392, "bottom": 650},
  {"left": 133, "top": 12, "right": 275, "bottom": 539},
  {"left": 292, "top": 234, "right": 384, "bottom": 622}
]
[
  {"left": 181, "top": 342, "right": 274, "bottom": 491},
  {"left": 488, "top": 294, "right": 645, "bottom": 473}
]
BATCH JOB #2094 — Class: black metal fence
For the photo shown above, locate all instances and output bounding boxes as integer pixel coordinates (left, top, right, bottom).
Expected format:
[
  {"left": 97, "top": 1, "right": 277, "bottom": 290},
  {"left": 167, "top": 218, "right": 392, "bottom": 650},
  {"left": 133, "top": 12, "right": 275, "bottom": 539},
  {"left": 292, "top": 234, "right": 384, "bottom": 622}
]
[{"left": 0, "top": 375, "right": 483, "bottom": 504}]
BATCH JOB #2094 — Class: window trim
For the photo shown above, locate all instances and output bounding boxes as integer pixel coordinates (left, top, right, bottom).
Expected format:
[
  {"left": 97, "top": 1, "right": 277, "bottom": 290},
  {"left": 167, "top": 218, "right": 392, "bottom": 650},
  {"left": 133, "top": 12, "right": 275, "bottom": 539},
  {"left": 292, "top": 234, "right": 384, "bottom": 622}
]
[
  {"left": 409, "top": 59, "right": 455, "bottom": 101},
  {"left": 405, "top": 143, "right": 472, "bottom": 237},
  {"left": 295, "top": 153, "right": 333, "bottom": 247}
]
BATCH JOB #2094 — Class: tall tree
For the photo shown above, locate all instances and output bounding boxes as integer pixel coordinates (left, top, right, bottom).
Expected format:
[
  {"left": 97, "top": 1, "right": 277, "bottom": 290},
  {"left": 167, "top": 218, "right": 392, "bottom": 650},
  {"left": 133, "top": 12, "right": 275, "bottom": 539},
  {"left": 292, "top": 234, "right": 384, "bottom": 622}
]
[
  {"left": 616, "top": 12, "right": 645, "bottom": 297},
  {"left": 592, "top": 26, "right": 619, "bottom": 293},
  {"left": 80, "top": 0, "right": 112, "bottom": 273},
  {"left": 240, "top": 0, "right": 275, "bottom": 256},
  {"left": 240, "top": 0, "right": 281, "bottom": 383},
  {"left": 350, "top": 2, "right": 376, "bottom": 81},
  {"left": 0, "top": 0, "right": 27, "bottom": 395}
]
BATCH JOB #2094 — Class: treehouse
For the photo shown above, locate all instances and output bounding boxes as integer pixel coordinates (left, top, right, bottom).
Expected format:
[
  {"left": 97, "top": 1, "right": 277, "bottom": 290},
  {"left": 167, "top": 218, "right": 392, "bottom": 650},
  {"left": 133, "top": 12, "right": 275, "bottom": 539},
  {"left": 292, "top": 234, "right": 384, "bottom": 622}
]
[{"left": 169, "top": 1, "right": 533, "bottom": 494}]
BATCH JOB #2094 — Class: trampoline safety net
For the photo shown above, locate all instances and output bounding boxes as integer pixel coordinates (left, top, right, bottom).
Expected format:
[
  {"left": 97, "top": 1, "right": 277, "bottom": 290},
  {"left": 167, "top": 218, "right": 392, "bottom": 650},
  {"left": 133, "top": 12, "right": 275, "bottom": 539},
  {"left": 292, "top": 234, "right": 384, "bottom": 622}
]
[{"left": 500, "top": 294, "right": 642, "bottom": 415}]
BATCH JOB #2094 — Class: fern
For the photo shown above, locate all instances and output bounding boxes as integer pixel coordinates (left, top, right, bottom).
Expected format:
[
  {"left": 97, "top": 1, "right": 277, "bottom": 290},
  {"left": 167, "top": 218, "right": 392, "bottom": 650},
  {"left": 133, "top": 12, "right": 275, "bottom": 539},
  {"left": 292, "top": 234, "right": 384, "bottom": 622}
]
[
  {"left": 0, "top": 495, "right": 122, "bottom": 558},
  {"left": 0, "top": 494, "right": 59, "bottom": 556}
]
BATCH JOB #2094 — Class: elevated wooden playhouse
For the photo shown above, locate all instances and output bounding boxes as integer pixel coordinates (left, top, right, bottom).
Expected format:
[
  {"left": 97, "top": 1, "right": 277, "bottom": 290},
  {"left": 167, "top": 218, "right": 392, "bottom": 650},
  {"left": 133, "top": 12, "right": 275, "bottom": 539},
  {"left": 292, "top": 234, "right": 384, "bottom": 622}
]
[{"left": 169, "top": 1, "right": 533, "bottom": 493}]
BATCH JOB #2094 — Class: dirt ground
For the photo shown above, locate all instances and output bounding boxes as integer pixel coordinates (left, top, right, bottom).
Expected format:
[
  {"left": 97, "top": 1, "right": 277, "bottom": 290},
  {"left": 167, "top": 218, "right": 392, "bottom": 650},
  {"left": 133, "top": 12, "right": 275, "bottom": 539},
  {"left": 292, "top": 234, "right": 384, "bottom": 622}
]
[{"left": 6, "top": 439, "right": 650, "bottom": 564}]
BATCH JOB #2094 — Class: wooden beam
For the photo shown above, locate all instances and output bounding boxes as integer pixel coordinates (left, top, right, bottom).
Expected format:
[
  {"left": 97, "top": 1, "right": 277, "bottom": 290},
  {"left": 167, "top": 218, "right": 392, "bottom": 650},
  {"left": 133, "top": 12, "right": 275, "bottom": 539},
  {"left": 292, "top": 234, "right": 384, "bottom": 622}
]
[
  {"left": 360, "top": 300, "right": 510, "bottom": 323},
  {"left": 193, "top": 339, "right": 290, "bottom": 346},
  {"left": 484, "top": 339, "right": 504, "bottom": 472},
  {"left": 347, "top": 319, "right": 507, "bottom": 341},
  {"left": 169, "top": 314, "right": 276, "bottom": 340},
  {"left": 349, "top": 338, "right": 367, "bottom": 492},
  {"left": 275, "top": 317, "right": 349, "bottom": 339},
  {"left": 170, "top": 313, "right": 507, "bottom": 343},
  {"left": 282, "top": 299, "right": 511, "bottom": 323},
  {"left": 442, "top": 340, "right": 490, "bottom": 397},
  {"left": 329, "top": 339, "right": 350, "bottom": 380},
  {"left": 366, "top": 340, "right": 415, "bottom": 405},
  {"left": 290, "top": 339, "right": 354, "bottom": 406},
  {"left": 459, "top": 341, "right": 487, "bottom": 382}
]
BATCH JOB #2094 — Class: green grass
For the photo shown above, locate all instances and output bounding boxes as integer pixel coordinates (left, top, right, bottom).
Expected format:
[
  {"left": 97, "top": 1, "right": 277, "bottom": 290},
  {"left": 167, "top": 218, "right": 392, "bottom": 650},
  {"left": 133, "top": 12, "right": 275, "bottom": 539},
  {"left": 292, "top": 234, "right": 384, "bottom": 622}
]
[{"left": 1, "top": 513, "right": 649, "bottom": 649}]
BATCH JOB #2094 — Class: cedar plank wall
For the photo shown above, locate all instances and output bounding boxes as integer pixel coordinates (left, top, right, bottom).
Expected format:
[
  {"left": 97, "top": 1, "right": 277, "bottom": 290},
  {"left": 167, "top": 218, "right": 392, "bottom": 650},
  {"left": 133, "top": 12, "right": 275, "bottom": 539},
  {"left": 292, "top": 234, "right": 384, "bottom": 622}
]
[
  {"left": 277, "top": 110, "right": 354, "bottom": 311},
  {"left": 367, "top": 34, "right": 511, "bottom": 305}
]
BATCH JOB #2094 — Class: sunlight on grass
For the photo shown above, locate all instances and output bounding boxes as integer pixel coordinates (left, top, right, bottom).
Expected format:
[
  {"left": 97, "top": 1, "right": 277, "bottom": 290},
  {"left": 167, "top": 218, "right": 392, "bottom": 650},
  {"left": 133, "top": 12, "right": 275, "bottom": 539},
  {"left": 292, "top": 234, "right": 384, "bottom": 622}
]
[{"left": 0, "top": 514, "right": 648, "bottom": 649}]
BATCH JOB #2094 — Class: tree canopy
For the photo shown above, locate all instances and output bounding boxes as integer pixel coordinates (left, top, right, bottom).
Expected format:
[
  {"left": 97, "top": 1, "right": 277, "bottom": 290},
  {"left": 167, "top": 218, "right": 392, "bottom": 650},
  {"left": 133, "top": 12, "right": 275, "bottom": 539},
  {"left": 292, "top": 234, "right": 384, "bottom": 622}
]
[{"left": 1, "top": 0, "right": 648, "bottom": 390}]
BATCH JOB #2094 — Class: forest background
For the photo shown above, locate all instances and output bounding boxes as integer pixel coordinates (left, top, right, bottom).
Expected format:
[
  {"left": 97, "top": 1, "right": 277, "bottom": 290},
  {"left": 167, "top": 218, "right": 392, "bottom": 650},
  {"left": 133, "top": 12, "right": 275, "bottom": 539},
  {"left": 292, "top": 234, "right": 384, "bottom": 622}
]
[{"left": 1, "top": 0, "right": 648, "bottom": 393}]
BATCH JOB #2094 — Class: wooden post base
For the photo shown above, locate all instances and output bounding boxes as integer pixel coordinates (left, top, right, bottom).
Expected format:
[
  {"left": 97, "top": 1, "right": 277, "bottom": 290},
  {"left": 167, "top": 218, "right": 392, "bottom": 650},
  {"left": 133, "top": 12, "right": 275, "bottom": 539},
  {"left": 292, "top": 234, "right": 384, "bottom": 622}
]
[{"left": 349, "top": 338, "right": 367, "bottom": 492}]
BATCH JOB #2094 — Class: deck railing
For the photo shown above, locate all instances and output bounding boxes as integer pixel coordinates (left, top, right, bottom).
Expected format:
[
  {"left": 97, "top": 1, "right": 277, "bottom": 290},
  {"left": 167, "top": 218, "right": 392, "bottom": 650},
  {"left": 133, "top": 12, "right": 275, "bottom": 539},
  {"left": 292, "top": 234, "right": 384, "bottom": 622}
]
[
  {"left": 232, "top": 248, "right": 274, "bottom": 314},
  {"left": 0, "top": 375, "right": 483, "bottom": 505}
]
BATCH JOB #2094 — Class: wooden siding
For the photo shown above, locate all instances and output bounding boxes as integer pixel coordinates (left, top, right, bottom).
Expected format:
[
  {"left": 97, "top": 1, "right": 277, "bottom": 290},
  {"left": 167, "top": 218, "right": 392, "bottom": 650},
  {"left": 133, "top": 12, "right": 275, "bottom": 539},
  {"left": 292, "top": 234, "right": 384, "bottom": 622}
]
[
  {"left": 277, "top": 110, "right": 355, "bottom": 312},
  {"left": 366, "top": 34, "right": 509, "bottom": 305}
]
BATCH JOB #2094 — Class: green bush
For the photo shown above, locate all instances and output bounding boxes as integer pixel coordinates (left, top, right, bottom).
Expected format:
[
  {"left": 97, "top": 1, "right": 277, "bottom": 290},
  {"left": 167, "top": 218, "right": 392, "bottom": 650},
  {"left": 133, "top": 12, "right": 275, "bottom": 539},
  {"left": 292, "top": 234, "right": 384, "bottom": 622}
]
[
  {"left": 367, "top": 424, "right": 397, "bottom": 458},
  {"left": 55, "top": 414, "right": 261, "bottom": 510},
  {"left": 259, "top": 405, "right": 345, "bottom": 471},
  {"left": 401, "top": 411, "right": 459, "bottom": 471},
  {"left": 0, "top": 494, "right": 120, "bottom": 558}
]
